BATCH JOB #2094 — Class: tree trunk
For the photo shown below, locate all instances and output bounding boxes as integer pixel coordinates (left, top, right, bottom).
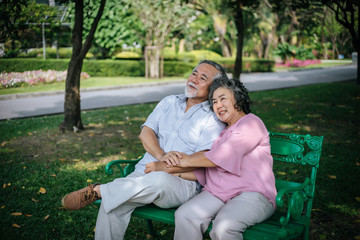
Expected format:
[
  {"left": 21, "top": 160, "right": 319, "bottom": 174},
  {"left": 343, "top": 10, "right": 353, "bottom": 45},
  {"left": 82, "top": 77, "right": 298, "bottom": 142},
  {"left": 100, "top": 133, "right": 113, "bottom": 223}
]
[
  {"left": 233, "top": 0, "right": 244, "bottom": 80},
  {"left": 357, "top": 5, "right": 359, "bottom": 85},
  {"left": 59, "top": 0, "right": 106, "bottom": 131},
  {"left": 60, "top": 58, "right": 84, "bottom": 132}
]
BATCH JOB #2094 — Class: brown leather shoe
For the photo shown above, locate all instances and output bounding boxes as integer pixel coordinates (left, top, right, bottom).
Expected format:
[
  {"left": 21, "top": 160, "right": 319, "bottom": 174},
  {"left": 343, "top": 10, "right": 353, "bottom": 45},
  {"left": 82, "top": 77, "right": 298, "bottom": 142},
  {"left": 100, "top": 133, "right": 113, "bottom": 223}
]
[{"left": 61, "top": 183, "right": 100, "bottom": 210}]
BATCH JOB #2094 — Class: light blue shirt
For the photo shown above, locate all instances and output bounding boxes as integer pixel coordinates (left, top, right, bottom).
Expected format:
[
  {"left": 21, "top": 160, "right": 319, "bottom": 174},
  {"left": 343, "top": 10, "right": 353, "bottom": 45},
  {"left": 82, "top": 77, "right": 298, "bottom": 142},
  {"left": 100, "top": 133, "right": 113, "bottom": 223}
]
[{"left": 134, "top": 94, "right": 225, "bottom": 173}]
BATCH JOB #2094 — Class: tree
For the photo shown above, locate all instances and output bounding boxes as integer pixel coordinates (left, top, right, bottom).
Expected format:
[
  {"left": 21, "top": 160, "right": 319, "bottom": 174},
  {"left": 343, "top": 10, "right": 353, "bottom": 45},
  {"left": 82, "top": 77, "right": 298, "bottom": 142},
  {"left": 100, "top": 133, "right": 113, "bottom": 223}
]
[
  {"left": 81, "top": 0, "right": 142, "bottom": 59},
  {"left": 130, "top": 0, "right": 195, "bottom": 79},
  {"left": 59, "top": 0, "right": 106, "bottom": 132},
  {"left": 322, "top": 0, "right": 359, "bottom": 85},
  {"left": 187, "top": 0, "right": 260, "bottom": 80},
  {"left": 0, "top": 0, "right": 58, "bottom": 57}
]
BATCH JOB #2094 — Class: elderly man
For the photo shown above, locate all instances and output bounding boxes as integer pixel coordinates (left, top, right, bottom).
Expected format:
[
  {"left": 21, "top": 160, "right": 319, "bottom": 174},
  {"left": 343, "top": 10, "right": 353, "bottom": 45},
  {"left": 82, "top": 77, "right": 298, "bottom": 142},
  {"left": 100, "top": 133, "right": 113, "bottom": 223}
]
[{"left": 61, "top": 60, "right": 227, "bottom": 239}]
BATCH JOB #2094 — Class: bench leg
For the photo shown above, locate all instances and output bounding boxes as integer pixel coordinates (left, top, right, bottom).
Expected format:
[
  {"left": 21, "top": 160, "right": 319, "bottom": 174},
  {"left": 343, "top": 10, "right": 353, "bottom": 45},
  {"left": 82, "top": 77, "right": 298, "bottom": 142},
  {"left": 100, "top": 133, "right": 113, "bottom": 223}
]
[{"left": 146, "top": 219, "right": 159, "bottom": 239}]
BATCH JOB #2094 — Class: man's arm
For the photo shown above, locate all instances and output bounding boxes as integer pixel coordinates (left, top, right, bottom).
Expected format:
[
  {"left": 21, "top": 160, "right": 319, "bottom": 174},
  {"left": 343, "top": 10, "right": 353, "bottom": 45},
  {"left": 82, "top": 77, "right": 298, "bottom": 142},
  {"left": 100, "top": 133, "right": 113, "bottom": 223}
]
[
  {"left": 139, "top": 126, "right": 165, "bottom": 161},
  {"left": 139, "top": 126, "right": 183, "bottom": 162}
]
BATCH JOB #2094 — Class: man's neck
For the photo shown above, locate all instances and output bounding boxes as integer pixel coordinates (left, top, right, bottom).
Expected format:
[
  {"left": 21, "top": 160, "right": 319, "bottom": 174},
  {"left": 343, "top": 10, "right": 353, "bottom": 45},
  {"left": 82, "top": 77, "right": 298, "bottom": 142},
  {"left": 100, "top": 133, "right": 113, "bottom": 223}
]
[{"left": 185, "top": 97, "right": 207, "bottom": 112}]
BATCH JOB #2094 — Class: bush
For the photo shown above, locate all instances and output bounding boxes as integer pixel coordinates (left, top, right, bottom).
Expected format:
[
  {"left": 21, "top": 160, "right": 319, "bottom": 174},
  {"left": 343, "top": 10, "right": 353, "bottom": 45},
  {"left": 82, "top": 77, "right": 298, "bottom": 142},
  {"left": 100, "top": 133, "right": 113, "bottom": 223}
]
[
  {"left": 216, "top": 58, "right": 275, "bottom": 73},
  {"left": 0, "top": 59, "right": 196, "bottom": 77},
  {"left": 0, "top": 58, "right": 273, "bottom": 77},
  {"left": 114, "top": 51, "right": 141, "bottom": 60}
]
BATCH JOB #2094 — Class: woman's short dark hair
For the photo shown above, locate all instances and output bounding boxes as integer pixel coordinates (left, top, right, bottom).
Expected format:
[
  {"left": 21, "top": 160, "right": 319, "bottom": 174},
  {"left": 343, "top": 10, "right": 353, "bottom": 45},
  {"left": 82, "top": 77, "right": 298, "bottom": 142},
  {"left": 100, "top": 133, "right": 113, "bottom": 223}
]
[{"left": 208, "top": 77, "right": 251, "bottom": 114}]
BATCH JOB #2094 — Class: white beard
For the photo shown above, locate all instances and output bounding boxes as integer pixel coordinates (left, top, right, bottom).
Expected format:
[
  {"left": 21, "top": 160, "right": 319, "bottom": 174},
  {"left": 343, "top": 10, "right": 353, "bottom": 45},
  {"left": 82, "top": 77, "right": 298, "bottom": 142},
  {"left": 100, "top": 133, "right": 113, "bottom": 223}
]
[{"left": 184, "top": 83, "right": 198, "bottom": 98}]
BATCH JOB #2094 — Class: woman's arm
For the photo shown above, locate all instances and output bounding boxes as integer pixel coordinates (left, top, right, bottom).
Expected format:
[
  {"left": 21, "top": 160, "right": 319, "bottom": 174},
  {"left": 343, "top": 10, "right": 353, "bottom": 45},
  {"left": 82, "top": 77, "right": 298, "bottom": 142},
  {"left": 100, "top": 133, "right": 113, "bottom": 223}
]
[
  {"left": 173, "top": 171, "right": 197, "bottom": 181},
  {"left": 167, "top": 151, "right": 218, "bottom": 168}
]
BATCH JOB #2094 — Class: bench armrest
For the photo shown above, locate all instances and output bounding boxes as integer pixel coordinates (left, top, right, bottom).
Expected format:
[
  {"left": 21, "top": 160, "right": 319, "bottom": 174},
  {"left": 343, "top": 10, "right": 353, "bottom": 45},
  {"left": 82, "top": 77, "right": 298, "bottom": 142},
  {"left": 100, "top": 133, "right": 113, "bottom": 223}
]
[
  {"left": 275, "top": 177, "right": 312, "bottom": 226},
  {"left": 104, "top": 155, "right": 144, "bottom": 177}
]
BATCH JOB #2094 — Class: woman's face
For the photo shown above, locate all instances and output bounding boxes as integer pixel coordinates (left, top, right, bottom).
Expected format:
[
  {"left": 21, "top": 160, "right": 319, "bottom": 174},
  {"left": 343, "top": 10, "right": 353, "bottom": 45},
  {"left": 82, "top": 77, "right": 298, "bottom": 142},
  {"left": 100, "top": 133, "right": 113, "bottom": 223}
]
[{"left": 212, "top": 87, "right": 240, "bottom": 126}]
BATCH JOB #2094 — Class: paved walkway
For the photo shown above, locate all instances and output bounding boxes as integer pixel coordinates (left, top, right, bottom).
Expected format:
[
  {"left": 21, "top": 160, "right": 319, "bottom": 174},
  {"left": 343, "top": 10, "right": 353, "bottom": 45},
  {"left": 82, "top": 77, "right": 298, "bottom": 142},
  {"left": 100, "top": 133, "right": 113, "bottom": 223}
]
[{"left": 0, "top": 64, "right": 357, "bottom": 120}]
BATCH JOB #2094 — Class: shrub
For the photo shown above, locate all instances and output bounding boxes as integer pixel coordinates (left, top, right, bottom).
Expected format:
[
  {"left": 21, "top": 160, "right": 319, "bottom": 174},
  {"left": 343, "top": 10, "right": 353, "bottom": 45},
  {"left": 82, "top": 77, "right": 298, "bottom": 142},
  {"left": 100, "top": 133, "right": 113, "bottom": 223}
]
[
  {"left": 217, "top": 58, "right": 275, "bottom": 73},
  {"left": 114, "top": 51, "right": 141, "bottom": 59}
]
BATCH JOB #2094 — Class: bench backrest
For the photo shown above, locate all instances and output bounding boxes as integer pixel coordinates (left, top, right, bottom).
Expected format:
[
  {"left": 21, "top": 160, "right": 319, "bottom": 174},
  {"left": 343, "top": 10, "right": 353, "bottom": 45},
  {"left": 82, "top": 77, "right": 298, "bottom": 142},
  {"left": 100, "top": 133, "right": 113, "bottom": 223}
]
[
  {"left": 269, "top": 132, "right": 323, "bottom": 194},
  {"left": 269, "top": 131, "right": 323, "bottom": 227}
]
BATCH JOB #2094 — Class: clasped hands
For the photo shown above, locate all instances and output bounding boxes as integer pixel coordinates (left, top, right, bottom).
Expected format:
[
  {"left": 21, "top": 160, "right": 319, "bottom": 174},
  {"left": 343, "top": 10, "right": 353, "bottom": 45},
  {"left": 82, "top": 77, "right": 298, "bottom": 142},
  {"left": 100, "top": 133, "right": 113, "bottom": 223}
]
[{"left": 144, "top": 151, "right": 189, "bottom": 174}]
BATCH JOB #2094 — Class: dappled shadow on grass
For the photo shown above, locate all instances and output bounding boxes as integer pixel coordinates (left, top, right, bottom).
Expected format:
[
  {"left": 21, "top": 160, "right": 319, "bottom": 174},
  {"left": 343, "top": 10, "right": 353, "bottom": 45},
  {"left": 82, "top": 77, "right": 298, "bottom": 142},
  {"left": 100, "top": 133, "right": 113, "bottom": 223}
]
[{"left": 0, "top": 81, "right": 359, "bottom": 239}]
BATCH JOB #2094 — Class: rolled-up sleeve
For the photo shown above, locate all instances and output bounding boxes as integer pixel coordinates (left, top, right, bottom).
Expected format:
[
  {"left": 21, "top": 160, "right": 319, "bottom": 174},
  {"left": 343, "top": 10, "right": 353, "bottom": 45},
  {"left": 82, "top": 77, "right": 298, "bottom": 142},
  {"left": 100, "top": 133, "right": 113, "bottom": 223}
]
[{"left": 141, "top": 96, "right": 172, "bottom": 134}]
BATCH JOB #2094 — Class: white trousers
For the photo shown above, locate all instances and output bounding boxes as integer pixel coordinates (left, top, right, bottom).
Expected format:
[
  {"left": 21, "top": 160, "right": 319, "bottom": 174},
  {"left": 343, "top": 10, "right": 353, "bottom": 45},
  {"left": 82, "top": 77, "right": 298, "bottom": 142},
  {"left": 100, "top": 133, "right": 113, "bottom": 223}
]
[
  {"left": 174, "top": 190, "right": 275, "bottom": 240},
  {"left": 94, "top": 171, "right": 198, "bottom": 240}
]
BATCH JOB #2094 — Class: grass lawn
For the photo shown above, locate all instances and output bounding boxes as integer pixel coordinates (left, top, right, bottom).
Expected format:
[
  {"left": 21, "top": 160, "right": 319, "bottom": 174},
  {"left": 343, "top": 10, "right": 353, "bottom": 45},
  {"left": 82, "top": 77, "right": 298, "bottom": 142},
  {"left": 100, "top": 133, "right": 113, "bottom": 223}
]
[{"left": 0, "top": 80, "right": 359, "bottom": 239}]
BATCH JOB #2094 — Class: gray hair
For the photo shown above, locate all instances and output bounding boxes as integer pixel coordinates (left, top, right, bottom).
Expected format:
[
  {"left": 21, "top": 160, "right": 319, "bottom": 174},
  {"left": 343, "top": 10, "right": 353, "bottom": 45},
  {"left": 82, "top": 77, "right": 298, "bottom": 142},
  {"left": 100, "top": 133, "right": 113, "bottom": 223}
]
[{"left": 194, "top": 60, "right": 227, "bottom": 80}]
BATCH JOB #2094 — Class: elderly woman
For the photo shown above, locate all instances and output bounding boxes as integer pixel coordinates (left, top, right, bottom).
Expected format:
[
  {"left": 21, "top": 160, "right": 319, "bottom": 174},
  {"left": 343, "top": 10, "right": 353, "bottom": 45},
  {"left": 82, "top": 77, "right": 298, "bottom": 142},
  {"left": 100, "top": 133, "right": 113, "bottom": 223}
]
[{"left": 166, "top": 77, "right": 277, "bottom": 240}]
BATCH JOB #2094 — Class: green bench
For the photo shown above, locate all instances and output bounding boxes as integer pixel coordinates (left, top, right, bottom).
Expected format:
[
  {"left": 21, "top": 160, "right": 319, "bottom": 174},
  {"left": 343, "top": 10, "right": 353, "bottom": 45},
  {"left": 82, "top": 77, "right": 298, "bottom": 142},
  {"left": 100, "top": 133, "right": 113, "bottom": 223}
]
[{"left": 95, "top": 131, "right": 324, "bottom": 240}]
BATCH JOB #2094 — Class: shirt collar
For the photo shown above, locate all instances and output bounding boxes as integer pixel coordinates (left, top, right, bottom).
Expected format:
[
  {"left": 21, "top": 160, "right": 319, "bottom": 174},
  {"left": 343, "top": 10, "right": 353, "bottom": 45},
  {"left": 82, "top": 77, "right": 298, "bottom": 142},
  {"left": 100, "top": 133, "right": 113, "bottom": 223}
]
[{"left": 177, "top": 94, "right": 211, "bottom": 112}]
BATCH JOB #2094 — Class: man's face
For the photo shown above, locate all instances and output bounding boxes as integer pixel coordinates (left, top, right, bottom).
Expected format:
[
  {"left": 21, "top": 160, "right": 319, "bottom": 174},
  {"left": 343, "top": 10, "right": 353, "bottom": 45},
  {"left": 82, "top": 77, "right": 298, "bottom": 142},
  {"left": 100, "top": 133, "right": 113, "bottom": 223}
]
[{"left": 185, "top": 63, "right": 219, "bottom": 100}]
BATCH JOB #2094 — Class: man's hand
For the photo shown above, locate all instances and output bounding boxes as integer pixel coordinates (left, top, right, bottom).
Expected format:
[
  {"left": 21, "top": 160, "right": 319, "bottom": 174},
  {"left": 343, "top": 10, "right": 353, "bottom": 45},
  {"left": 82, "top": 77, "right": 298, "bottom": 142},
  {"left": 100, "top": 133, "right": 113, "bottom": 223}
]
[
  {"left": 165, "top": 152, "right": 190, "bottom": 167},
  {"left": 144, "top": 161, "right": 168, "bottom": 173},
  {"left": 159, "top": 151, "right": 183, "bottom": 165}
]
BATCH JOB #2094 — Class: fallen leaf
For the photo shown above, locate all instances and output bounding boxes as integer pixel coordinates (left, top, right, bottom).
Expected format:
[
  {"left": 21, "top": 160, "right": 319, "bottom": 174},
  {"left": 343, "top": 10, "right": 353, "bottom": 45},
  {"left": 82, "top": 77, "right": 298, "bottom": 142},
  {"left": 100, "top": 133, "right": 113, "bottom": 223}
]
[
  {"left": 58, "top": 158, "right": 66, "bottom": 162},
  {"left": 354, "top": 236, "right": 360, "bottom": 240},
  {"left": 27, "top": 132, "right": 32, "bottom": 135},
  {"left": 39, "top": 187, "right": 47, "bottom": 194},
  {"left": 10, "top": 212, "right": 22, "bottom": 216},
  {"left": 277, "top": 171, "right": 287, "bottom": 176},
  {"left": 1, "top": 205, "right": 5, "bottom": 209},
  {"left": 31, "top": 198, "right": 39, "bottom": 203},
  {"left": 34, "top": 154, "right": 39, "bottom": 158},
  {"left": 23, "top": 166, "right": 26, "bottom": 169},
  {"left": 24, "top": 214, "right": 32, "bottom": 217},
  {"left": 44, "top": 215, "right": 50, "bottom": 221},
  {"left": 291, "top": 170, "right": 298, "bottom": 174},
  {"left": 1, "top": 141, "right": 6, "bottom": 147},
  {"left": 87, "top": 179, "right": 93, "bottom": 183},
  {"left": 73, "top": 159, "right": 80, "bottom": 162},
  {"left": 3, "top": 183, "right": 6, "bottom": 188},
  {"left": 96, "top": 152, "right": 102, "bottom": 156},
  {"left": 355, "top": 197, "right": 360, "bottom": 202},
  {"left": 356, "top": 162, "right": 360, "bottom": 166},
  {"left": 328, "top": 175, "right": 337, "bottom": 179},
  {"left": 12, "top": 223, "right": 20, "bottom": 228},
  {"left": 51, "top": 174, "right": 57, "bottom": 178}
]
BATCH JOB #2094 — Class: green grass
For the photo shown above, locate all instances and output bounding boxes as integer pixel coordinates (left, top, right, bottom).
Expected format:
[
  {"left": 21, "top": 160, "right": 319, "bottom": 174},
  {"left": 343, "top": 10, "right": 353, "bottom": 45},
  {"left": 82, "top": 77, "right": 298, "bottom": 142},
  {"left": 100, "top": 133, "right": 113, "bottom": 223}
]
[{"left": 0, "top": 80, "right": 359, "bottom": 239}]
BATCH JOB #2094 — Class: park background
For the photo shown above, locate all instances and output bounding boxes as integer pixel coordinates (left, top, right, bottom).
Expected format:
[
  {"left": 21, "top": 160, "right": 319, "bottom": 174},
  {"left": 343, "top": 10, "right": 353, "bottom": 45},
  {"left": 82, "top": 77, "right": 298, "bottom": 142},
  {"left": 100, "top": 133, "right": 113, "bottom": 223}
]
[{"left": 0, "top": 0, "right": 359, "bottom": 239}]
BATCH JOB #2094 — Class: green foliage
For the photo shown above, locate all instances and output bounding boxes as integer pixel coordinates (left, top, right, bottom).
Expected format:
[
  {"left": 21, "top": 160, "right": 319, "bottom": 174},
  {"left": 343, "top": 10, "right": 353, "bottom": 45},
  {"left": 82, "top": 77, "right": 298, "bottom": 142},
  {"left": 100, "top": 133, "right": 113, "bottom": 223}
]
[
  {"left": 76, "top": 0, "right": 142, "bottom": 57},
  {"left": 1, "top": 0, "right": 61, "bottom": 56},
  {"left": 0, "top": 58, "right": 274, "bottom": 76},
  {"left": 0, "top": 59, "right": 195, "bottom": 77},
  {"left": 274, "top": 43, "right": 315, "bottom": 62},
  {"left": 114, "top": 51, "right": 141, "bottom": 59},
  {"left": 217, "top": 58, "right": 275, "bottom": 73}
]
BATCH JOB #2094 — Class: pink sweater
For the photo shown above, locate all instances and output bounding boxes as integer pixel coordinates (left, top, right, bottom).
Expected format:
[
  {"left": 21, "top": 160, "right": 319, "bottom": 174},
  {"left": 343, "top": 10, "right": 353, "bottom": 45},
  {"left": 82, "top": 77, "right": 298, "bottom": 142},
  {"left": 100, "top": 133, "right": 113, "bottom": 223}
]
[{"left": 194, "top": 113, "right": 277, "bottom": 208}]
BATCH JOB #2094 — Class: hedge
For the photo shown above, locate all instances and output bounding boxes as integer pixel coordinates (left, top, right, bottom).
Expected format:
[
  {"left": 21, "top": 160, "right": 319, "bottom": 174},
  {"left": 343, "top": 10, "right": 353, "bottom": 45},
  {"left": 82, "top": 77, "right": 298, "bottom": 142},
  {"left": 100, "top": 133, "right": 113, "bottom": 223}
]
[{"left": 0, "top": 58, "right": 274, "bottom": 77}]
